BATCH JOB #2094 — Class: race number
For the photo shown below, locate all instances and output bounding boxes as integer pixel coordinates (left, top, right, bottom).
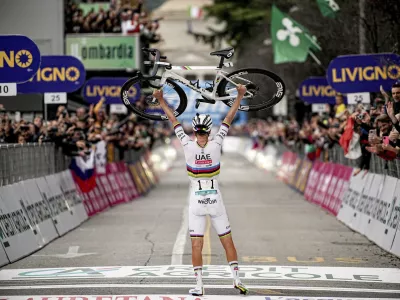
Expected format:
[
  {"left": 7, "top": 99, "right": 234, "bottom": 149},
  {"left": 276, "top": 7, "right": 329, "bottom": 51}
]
[
  {"left": 0, "top": 83, "right": 17, "bottom": 96},
  {"left": 312, "top": 104, "right": 328, "bottom": 113},
  {"left": 44, "top": 93, "right": 67, "bottom": 104},
  {"left": 347, "top": 92, "right": 370, "bottom": 105}
]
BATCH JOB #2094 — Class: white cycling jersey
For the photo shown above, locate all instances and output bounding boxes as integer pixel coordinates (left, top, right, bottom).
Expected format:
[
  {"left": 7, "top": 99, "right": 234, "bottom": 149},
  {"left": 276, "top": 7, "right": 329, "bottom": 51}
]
[
  {"left": 174, "top": 121, "right": 232, "bottom": 239},
  {"left": 173, "top": 121, "right": 230, "bottom": 180}
]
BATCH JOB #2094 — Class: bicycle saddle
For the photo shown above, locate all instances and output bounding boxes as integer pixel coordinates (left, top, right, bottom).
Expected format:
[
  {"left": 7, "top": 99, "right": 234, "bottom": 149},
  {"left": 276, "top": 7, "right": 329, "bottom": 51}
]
[{"left": 210, "top": 47, "right": 234, "bottom": 59}]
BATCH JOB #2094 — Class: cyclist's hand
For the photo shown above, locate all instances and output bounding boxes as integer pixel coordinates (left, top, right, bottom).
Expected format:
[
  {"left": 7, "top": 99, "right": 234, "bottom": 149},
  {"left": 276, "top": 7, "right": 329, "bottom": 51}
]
[
  {"left": 153, "top": 89, "right": 164, "bottom": 101},
  {"left": 237, "top": 84, "right": 247, "bottom": 97}
]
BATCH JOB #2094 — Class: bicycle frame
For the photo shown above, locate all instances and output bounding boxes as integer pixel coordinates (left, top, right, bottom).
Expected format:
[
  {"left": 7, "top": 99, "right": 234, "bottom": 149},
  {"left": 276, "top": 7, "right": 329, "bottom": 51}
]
[{"left": 155, "top": 62, "right": 254, "bottom": 102}]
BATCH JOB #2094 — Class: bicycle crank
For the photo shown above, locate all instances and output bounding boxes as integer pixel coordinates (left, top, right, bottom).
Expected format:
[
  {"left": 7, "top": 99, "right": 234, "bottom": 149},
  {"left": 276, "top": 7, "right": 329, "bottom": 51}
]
[{"left": 195, "top": 98, "right": 216, "bottom": 109}]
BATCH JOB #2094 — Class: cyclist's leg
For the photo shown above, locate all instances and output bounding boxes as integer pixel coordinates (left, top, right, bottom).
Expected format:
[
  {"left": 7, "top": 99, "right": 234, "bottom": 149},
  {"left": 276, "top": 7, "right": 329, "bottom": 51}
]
[{"left": 188, "top": 205, "right": 206, "bottom": 295}]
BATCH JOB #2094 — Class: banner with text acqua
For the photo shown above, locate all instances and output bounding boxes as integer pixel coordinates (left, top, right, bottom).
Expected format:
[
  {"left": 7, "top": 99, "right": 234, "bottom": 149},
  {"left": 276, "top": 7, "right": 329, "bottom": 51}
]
[
  {"left": 18, "top": 56, "right": 86, "bottom": 93},
  {"left": 83, "top": 77, "right": 140, "bottom": 104},
  {"left": 298, "top": 76, "right": 338, "bottom": 105},
  {"left": 66, "top": 34, "right": 140, "bottom": 70},
  {"left": 327, "top": 53, "right": 400, "bottom": 93},
  {"left": 0, "top": 35, "right": 41, "bottom": 83}
]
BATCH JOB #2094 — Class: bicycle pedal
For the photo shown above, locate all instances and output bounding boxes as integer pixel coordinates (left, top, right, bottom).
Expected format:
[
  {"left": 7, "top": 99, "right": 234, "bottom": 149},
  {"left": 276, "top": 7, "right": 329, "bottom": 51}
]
[{"left": 197, "top": 98, "right": 216, "bottom": 104}]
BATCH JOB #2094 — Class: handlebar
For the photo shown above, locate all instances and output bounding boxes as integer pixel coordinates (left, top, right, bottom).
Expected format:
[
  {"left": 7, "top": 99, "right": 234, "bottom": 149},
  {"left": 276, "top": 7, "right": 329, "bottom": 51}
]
[{"left": 142, "top": 48, "right": 167, "bottom": 78}]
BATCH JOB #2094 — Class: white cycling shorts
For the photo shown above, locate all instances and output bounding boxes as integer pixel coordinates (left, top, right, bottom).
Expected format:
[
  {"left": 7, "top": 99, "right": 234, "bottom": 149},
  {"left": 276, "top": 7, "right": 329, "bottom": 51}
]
[{"left": 188, "top": 179, "right": 231, "bottom": 239}]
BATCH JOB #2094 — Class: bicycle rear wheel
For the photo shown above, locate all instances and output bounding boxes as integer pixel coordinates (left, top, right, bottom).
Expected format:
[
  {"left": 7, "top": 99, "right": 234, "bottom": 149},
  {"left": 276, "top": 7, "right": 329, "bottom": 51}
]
[
  {"left": 120, "top": 75, "right": 188, "bottom": 121},
  {"left": 217, "top": 68, "right": 285, "bottom": 111}
]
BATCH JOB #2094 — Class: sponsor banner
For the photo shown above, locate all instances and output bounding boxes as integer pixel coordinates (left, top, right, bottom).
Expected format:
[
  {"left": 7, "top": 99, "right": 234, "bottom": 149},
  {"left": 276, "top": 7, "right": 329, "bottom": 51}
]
[
  {"left": 105, "top": 163, "right": 128, "bottom": 205},
  {"left": 66, "top": 34, "right": 140, "bottom": 70},
  {"left": 0, "top": 35, "right": 41, "bottom": 83},
  {"left": 298, "top": 76, "right": 337, "bottom": 104},
  {"left": 304, "top": 161, "right": 323, "bottom": 202},
  {"left": 0, "top": 184, "right": 40, "bottom": 262},
  {"left": 367, "top": 176, "right": 399, "bottom": 252},
  {"left": 18, "top": 55, "right": 86, "bottom": 93},
  {"left": 328, "top": 165, "right": 353, "bottom": 216},
  {"left": 390, "top": 180, "right": 400, "bottom": 257},
  {"left": 327, "top": 53, "right": 400, "bottom": 93},
  {"left": 1, "top": 297, "right": 396, "bottom": 300},
  {"left": 108, "top": 162, "right": 131, "bottom": 203},
  {"left": 312, "top": 163, "right": 334, "bottom": 205},
  {"left": 294, "top": 159, "right": 313, "bottom": 193},
  {"left": 2, "top": 265, "right": 400, "bottom": 283},
  {"left": 116, "top": 162, "right": 139, "bottom": 200},
  {"left": 129, "top": 164, "right": 147, "bottom": 195},
  {"left": 288, "top": 156, "right": 302, "bottom": 187},
  {"left": 61, "top": 170, "right": 88, "bottom": 223},
  {"left": 19, "top": 179, "right": 58, "bottom": 247},
  {"left": 0, "top": 243, "right": 8, "bottom": 267},
  {"left": 82, "top": 77, "right": 140, "bottom": 104},
  {"left": 2, "top": 297, "right": 396, "bottom": 300},
  {"left": 337, "top": 172, "right": 366, "bottom": 226}
]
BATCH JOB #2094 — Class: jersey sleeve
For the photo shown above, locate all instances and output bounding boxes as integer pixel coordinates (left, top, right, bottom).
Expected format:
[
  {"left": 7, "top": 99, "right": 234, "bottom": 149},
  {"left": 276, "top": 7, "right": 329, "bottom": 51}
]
[
  {"left": 173, "top": 121, "right": 191, "bottom": 147},
  {"left": 213, "top": 121, "right": 230, "bottom": 146}
]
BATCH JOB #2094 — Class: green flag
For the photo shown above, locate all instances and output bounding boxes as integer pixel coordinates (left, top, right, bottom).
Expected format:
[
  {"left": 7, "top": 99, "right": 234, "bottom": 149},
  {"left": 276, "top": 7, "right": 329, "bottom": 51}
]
[
  {"left": 271, "top": 5, "right": 321, "bottom": 64},
  {"left": 316, "top": 0, "right": 340, "bottom": 18}
]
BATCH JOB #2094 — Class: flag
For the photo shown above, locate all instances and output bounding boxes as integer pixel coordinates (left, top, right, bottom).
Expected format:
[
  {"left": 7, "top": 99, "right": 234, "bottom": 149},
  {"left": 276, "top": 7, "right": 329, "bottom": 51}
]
[
  {"left": 69, "top": 151, "right": 96, "bottom": 193},
  {"left": 271, "top": 5, "right": 322, "bottom": 64},
  {"left": 188, "top": 5, "right": 203, "bottom": 19},
  {"left": 316, "top": 0, "right": 340, "bottom": 18}
]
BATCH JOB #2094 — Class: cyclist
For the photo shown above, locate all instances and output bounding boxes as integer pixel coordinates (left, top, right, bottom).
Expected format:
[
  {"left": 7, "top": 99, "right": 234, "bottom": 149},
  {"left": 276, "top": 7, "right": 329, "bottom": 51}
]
[{"left": 152, "top": 84, "right": 248, "bottom": 296}]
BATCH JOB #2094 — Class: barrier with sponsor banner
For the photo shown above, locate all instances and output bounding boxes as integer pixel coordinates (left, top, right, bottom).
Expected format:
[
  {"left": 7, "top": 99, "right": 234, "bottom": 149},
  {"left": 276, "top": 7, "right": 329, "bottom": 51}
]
[
  {"left": 234, "top": 136, "right": 400, "bottom": 258},
  {"left": 0, "top": 144, "right": 177, "bottom": 266}
]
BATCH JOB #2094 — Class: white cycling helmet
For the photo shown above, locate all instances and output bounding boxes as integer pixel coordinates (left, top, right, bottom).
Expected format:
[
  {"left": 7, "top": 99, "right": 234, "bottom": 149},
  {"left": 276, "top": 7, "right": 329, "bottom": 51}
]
[{"left": 192, "top": 113, "right": 212, "bottom": 134}]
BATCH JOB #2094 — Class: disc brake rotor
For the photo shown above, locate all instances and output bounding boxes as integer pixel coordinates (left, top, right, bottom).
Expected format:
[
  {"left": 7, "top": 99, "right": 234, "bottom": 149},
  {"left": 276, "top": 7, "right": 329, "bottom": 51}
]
[
  {"left": 245, "top": 83, "right": 259, "bottom": 97},
  {"left": 144, "top": 95, "right": 160, "bottom": 106}
]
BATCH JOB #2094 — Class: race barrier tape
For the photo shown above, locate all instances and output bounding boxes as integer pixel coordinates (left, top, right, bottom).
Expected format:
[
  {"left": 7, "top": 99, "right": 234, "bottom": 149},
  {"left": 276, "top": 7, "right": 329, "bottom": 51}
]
[
  {"left": 0, "top": 144, "right": 176, "bottom": 266},
  {"left": 236, "top": 137, "right": 400, "bottom": 258}
]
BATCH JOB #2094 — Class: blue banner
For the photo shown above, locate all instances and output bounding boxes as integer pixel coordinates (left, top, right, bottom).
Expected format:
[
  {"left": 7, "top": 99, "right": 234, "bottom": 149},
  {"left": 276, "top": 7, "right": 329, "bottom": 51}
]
[
  {"left": 299, "top": 77, "right": 337, "bottom": 104},
  {"left": 83, "top": 77, "right": 140, "bottom": 104},
  {"left": 0, "top": 35, "right": 41, "bottom": 83},
  {"left": 327, "top": 53, "right": 400, "bottom": 93},
  {"left": 18, "top": 56, "right": 86, "bottom": 93}
]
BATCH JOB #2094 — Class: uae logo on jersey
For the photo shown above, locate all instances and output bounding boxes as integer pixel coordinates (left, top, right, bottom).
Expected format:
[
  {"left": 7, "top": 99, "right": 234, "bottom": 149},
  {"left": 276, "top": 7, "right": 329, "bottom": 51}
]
[{"left": 195, "top": 153, "right": 212, "bottom": 165}]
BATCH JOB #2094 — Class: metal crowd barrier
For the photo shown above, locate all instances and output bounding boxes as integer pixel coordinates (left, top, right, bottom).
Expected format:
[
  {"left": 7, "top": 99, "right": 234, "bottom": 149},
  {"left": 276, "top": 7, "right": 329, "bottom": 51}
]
[
  {"left": 327, "top": 144, "right": 400, "bottom": 178},
  {"left": 0, "top": 141, "right": 154, "bottom": 187}
]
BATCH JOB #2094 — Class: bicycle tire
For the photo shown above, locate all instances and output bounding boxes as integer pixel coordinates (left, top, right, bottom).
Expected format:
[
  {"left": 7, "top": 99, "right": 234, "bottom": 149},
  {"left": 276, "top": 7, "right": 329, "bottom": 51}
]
[
  {"left": 120, "top": 74, "right": 188, "bottom": 121},
  {"left": 217, "top": 68, "right": 285, "bottom": 112}
]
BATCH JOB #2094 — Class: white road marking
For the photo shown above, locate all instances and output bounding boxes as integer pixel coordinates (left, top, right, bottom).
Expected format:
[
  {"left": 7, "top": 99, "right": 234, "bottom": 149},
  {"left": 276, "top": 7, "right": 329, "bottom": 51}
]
[
  {"left": 32, "top": 246, "right": 96, "bottom": 259},
  {"left": 171, "top": 204, "right": 189, "bottom": 265},
  {"left": 0, "top": 283, "right": 399, "bottom": 294},
  {"left": 1, "top": 296, "right": 397, "bottom": 300},
  {"left": 3, "top": 265, "right": 400, "bottom": 283}
]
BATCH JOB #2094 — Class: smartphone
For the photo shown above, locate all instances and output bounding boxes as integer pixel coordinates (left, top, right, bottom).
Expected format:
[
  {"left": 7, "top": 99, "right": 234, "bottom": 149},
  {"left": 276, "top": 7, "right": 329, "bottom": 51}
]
[{"left": 383, "top": 136, "right": 390, "bottom": 145}]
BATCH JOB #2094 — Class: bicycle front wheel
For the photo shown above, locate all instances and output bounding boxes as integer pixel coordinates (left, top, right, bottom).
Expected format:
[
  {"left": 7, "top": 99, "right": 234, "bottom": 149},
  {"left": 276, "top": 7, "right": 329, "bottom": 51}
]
[
  {"left": 120, "top": 75, "right": 188, "bottom": 121},
  {"left": 217, "top": 68, "right": 285, "bottom": 111}
]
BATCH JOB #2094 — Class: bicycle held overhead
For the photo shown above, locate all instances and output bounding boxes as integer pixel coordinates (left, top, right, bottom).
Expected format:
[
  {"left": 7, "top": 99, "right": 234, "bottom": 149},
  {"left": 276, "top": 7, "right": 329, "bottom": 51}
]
[{"left": 120, "top": 47, "right": 286, "bottom": 121}]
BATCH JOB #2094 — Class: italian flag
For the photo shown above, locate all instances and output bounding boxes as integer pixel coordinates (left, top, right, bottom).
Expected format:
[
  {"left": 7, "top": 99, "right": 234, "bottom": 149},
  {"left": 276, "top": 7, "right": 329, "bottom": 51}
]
[{"left": 188, "top": 5, "right": 203, "bottom": 19}]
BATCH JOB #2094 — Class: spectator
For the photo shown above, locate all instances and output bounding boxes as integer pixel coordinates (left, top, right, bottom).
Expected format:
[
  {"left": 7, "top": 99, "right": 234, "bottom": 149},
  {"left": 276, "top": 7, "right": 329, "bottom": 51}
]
[{"left": 334, "top": 94, "right": 347, "bottom": 118}]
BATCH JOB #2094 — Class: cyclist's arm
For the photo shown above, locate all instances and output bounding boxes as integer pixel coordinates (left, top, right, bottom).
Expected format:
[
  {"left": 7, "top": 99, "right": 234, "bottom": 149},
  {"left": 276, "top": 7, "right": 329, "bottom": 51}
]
[
  {"left": 154, "top": 90, "right": 178, "bottom": 125},
  {"left": 153, "top": 89, "right": 191, "bottom": 146},
  {"left": 223, "top": 84, "right": 246, "bottom": 125}
]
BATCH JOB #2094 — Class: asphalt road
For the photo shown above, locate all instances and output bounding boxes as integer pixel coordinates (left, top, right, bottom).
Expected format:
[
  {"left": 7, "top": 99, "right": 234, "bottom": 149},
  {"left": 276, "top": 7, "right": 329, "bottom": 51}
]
[{"left": 1, "top": 149, "right": 400, "bottom": 300}]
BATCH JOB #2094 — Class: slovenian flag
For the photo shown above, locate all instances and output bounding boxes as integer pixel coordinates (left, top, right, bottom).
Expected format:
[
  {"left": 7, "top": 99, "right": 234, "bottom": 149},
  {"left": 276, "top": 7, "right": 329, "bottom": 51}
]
[
  {"left": 188, "top": 5, "right": 203, "bottom": 19},
  {"left": 69, "top": 151, "right": 96, "bottom": 193}
]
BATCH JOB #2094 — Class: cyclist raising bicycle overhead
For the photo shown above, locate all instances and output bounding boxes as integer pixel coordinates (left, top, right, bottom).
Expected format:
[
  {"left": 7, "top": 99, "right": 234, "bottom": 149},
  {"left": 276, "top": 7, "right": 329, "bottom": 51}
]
[{"left": 152, "top": 84, "right": 249, "bottom": 296}]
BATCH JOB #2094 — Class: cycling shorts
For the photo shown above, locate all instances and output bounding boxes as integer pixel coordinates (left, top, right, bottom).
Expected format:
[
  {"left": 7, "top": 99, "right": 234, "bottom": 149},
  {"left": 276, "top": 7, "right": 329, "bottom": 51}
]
[{"left": 188, "top": 179, "right": 231, "bottom": 239}]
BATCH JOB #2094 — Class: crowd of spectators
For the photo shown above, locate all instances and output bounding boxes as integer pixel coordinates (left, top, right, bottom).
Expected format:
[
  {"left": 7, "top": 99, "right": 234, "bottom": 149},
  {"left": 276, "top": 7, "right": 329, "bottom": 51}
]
[
  {"left": 248, "top": 82, "right": 400, "bottom": 177},
  {"left": 0, "top": 99, "right": 172, "bottom": 159},
  {"left": 65, "top": 0, "right": 162, "bottom": 44}
]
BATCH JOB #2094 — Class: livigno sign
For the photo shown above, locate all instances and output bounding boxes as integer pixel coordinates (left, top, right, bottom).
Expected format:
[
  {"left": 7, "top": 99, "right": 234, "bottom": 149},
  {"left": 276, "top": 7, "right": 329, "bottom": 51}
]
[{"left": 65, "top": 34, "right": 140, "bottom": 70}]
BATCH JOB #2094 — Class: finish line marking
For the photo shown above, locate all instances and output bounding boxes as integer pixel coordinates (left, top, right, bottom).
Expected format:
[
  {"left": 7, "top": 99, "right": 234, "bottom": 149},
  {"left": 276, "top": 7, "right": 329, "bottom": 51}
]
[
  {"left": 0, "top": 296, "right": 397, "bottom": 300},
  {"left": 1, "top": 265, "right": 400, "bottom": 284},
  {"left": 0, "top": 283, "right": 400, "bottom": 294}
]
